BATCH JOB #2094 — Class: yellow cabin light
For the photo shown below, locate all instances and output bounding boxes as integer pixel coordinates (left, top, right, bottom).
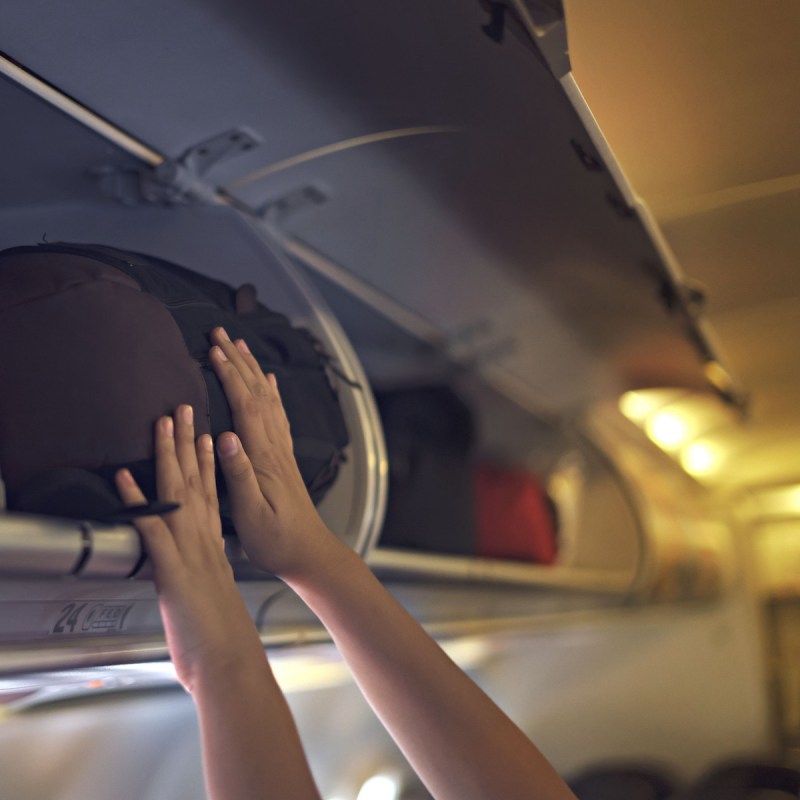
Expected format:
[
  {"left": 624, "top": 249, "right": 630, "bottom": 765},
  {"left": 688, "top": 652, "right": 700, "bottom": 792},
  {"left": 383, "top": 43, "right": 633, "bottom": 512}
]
[
  {"left": 357, "top": 775, "right": 400, "bottom": 800},
  {"left": 618, "top": 389, "right": 686, "bottom": 425},
  {"left": 756, "top": 485, "right": 800, "bottom": 517},
  {"left": 619, "top": 391, "right": 653, "bottom": 424},
  {"left": 785, "top": 485, "right": 800, "bottom": 513},
  {"left": 646, "top": 412, "right": 689, "bottom": 450},
  {"left": 681, "top": 441, "right": 720, "bottom": 477}
]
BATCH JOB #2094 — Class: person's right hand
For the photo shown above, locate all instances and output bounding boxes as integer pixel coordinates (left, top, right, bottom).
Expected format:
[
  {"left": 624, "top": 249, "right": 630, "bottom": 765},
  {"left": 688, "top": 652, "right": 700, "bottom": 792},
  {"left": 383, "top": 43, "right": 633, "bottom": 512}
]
[{"left": 208, "top": 327, "right": 337, "bottom": 580}]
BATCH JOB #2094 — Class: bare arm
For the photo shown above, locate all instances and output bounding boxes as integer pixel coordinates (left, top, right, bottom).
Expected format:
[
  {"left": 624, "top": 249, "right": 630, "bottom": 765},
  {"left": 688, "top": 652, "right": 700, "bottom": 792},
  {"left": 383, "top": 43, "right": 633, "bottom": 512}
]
[
  {"left": 209, "top": 328, "right": 576, "bottom": 800},
  {"left": 115, "top": 406, "right": 320, "bottom": 800}
]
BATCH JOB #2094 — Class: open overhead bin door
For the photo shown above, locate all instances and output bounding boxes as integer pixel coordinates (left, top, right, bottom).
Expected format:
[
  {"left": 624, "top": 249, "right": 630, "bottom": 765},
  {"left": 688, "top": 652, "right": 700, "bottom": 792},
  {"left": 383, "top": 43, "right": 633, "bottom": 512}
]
[
  {"left": 0, "top": 0, "right": 741, "bottom": 410},
  {"left": 0, "top": 74, "right": 386, "bottom": 673}
]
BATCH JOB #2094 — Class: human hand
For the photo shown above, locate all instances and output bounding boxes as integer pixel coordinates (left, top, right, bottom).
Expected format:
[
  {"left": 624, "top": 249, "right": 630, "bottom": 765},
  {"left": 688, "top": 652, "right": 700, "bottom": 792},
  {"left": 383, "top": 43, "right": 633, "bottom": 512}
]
[
  {"left": 208, "top": 327, "right": 336, "bottom": 580},
  {"left": 115, "top": 406, "right": 266, "bottom": 693}
]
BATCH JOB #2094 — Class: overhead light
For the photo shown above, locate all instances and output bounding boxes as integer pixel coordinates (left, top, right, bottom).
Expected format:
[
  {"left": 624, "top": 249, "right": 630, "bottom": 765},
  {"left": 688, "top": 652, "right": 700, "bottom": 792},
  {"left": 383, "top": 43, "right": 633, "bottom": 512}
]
[
  {"left": 617, "top": 388, "right": 740, "bottom": 479},
  {"left": 619, "top": 391, "right": 654, "bottom": 424},
  {"left": 646, "top": 411, "right": 689, "bottom": 450},
  {"left": 356, "top": 774, "right": 400, "bottom": 800},
  {"left": 680, "top": 441, "right": 721, "bottom": 478},
  {"left": 618, "top": 389, "right": 686, "bottom": 425},
  {"left": 756, "top": 485, "right": 800, "bottom": 517}
]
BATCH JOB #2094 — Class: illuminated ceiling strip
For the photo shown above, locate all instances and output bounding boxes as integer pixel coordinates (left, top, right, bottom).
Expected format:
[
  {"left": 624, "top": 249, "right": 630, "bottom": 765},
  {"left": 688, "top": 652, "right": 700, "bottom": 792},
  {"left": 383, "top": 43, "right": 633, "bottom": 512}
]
[
  {"left": 225, "top": 125, "right": 462, "bottom": 190},
  {"left": 0, "top": 53, "right": 163, "bottom": 167},
  {"left": 657, "top": 172, "right": 800, "bottom": 223}
]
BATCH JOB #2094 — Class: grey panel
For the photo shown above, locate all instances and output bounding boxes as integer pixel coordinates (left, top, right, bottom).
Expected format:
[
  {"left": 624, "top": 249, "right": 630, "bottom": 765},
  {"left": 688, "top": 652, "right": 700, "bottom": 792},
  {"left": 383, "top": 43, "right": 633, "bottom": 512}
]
[
  {"left": 1, "top": 0, "right": 716, "bottom": 408},
  {"left": 0, "top": 0, "right": 557, "bottom": 161},
  {"left": 0, "top": 75, "right": 137, "bottom": 209}
]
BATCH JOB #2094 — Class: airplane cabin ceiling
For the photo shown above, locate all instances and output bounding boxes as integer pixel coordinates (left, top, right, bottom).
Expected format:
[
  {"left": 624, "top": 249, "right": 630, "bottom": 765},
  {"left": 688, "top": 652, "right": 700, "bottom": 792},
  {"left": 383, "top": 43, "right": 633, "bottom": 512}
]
[
  {"left": 2, "top": 0, "right": 791, "bottom": 492},
  {"left": 565, "top": 0, "right": 800, "bottom": 491},
  {"left": 0, "top": 0, "right": 735, "bottom": 414}
]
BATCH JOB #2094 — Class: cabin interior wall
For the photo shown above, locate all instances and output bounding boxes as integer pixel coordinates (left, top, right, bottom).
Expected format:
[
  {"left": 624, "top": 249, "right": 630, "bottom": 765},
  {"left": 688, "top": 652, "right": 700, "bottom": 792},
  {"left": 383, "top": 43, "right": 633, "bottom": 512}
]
[
  {"left": 741, "top": 509, "right": 800, "bottom": 759},
  {"left": 0, "top": 579, "right": 773, "bottom": 798}
]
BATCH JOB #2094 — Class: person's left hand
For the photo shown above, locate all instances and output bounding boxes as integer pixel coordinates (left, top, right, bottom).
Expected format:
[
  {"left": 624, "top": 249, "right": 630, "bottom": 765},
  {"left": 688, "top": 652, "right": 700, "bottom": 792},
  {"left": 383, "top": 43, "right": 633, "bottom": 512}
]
[{"left": 115, "top": 405, "right": 267, "bottom": 694}]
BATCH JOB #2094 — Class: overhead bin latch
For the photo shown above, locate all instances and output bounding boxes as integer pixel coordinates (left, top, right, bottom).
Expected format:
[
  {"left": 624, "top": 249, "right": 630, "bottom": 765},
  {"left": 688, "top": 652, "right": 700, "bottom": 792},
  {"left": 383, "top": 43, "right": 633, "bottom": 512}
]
[{"left": 92, "top": 127, "right": 262, "bottom": 206}]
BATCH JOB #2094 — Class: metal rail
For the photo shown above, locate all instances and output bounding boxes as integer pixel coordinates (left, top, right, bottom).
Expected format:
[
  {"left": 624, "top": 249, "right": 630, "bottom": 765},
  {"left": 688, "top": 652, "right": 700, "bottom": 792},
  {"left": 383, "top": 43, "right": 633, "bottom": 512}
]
[{"left": 0, "top": 514, "right": 143, "bottom": 580}]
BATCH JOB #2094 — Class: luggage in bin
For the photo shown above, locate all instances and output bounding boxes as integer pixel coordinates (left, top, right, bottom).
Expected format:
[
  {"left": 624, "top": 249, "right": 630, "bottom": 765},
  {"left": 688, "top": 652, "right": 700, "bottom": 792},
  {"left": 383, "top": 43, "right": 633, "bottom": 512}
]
[
  {"left": 0, "top": 242, "right": 349, "bottom": 532},
  {"left": 474, "top": 462, "right": 559, "bottom": 564},
  {"left": 375, "top": 386, "right": 477, "bottom": 556}
]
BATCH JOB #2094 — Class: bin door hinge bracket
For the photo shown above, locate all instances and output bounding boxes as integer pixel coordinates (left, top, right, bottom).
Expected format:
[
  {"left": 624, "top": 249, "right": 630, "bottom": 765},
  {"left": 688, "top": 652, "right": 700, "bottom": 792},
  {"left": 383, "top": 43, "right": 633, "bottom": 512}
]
[
  {"left": 91, "top": 127, "right": 262, "bottom": 206},
  {"left": 257, "top": 185, "right": 329, "bottom": 225}
]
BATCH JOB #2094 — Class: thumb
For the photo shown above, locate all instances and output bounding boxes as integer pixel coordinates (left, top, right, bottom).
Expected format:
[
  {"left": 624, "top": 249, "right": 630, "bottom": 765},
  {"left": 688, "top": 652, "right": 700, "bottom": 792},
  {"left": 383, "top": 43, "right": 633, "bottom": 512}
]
[{"left": 216, "top": 432, "right": 273, "bottom": 515}]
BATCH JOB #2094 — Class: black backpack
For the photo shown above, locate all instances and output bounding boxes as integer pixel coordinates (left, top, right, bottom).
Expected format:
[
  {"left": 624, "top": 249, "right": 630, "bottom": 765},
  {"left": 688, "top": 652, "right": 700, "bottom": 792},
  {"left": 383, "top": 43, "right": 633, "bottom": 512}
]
[
  {"left": 0, "top": 242, "right": 349, "bottom": 531},
  {"left": 375, "top": 385, "right": 477, "bottom": 556}
]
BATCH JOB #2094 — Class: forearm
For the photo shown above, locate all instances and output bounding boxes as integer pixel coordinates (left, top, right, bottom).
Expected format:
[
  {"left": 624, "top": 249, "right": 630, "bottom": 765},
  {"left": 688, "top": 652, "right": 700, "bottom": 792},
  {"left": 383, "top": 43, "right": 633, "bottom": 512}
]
[
  {"left": 286, "top": 533, "right": 575, "bottom": 800},
  {"left": 193, "top": 656, "right": 321, "bottom": 800},
  {"left": 206, "top": 335, "right": 573, "bottom": 799}
]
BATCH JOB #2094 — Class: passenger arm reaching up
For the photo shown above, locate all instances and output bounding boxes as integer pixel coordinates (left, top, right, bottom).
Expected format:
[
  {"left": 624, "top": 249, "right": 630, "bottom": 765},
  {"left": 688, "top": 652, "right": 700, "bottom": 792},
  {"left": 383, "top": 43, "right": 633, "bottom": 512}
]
[
  {"left": 115, "top": 406, "right": 321, "bottom": 800},
  {"left": 209, "top": 326, "right": 577, "bottom": 800}
]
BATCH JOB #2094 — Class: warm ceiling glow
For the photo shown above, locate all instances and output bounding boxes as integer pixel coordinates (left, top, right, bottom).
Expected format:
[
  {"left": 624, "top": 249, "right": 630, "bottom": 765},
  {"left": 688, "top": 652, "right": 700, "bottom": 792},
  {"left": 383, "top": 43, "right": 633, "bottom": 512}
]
[
  {"left": 646, "top": 412, "right": 689, "bottom": 449},
  {"left": 356, "top": 775, "right": 400, "bottom": 800},
  {"left": 618, "top": 389, "right": 686, "bottom": 425},
  {"left": 618, "top": 391, "right": 654, "bottom": 424},
  {"left": 681, "top": 441, "right": 720, "bottom": 477},
  {"left": 617, "top": 389, "right": 739, "bottom": 479},
  {"left": 755, "top": 484, "right": 800, "bottom": 517}
]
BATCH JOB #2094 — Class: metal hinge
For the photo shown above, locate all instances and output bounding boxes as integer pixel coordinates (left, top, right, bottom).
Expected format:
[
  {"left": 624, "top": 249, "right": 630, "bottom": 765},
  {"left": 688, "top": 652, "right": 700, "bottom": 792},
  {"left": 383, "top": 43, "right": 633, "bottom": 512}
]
[
  {"left": 257, "top": 185, "right": 329, "bottom": 224},
  {"left": 92, "top": 127, "right": 262, "bottom": 206}
]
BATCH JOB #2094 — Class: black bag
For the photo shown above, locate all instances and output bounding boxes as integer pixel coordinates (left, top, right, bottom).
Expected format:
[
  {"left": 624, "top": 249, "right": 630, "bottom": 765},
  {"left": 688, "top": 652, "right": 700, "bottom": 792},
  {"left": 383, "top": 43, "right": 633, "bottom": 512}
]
[
  {"left": 0, "top": 242, "right": 349, "bottom": 530},
  {"left": 375, "top": 385, "right": 476, "bottom": 556}
]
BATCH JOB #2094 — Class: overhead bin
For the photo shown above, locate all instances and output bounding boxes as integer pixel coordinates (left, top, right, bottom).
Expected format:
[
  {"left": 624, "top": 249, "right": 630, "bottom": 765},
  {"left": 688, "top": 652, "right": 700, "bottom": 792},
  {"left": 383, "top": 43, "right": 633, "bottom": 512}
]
[
  {"left": 0, "top": 0, "right": 739, "bottom": 668},
  {"left": 0, "top": 0, "right": 741, "bottom": 410},
  {"left": 296, "top": 272, "right": 646, "bottom": 603},
  {"left": 0, "top": 75, "right": 386, "bottom": 672}
]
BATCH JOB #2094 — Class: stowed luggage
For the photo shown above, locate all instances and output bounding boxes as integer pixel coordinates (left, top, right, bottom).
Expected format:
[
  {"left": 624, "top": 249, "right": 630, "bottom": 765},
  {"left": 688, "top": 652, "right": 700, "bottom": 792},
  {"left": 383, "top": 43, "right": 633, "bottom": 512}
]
[
  {"left": 376, "top": 386, "right": 478, "bottom": 556},
  {"left": 375, "top": 384, "right": 559, "bottom": 563},
  {"left": 0, "top": 243, "right": 350, "bottom": 531},
  {"left": 474, "top": 462, "right": 558, "bottom": 565}
]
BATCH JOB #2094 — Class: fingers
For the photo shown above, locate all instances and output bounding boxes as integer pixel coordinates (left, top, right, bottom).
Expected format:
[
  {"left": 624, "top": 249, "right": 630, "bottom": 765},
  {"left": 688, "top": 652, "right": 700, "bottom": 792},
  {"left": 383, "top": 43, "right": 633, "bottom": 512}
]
[
  {"left": 209, "top": 327, "right": 293, "bottom": 451},
  {"left": 216, "top": 431, "right": 276, "bottom": 516},
  {"left": 210, "top": 327, "right": 264, "bottom": 388},
  {"left": 175, "top": 404, "right": 219, "bottom": 516},
  {"left": 210, "top": 337, "right": 274, "bottom": 452},
  {"left": 115, "top": 411, "right": 225, "bottom": 588},
  {"left": 156, "top": 409, "right": 224, "bottom": 537},
  {"left": 114, "top": 467, "right": 179, "bottom": 571},
  {"left": 155, "top": 414, "right": 185, "bottom": 510},
  {"left": 175, "top": 404, "right": 201, "bottom": 491},
  {"left": 196, "top": 433, "right": 218, "bottom": 508},
  {"left": 260, "top": 370, "right": 294, "bottom": 450}
]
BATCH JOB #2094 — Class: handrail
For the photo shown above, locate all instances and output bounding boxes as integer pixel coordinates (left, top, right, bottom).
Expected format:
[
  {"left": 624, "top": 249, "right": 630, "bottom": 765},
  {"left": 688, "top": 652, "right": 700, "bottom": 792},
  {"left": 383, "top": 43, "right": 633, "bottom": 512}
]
[{"left": 0, "top": 514, "right": 143, "bottom": 579}]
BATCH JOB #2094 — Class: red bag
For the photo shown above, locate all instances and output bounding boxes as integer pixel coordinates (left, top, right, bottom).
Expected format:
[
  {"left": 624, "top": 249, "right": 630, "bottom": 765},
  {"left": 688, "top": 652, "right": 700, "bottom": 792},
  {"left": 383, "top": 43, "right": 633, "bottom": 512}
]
[{"left": 474, "top": 463, "right": 558, "bottom": 564}]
